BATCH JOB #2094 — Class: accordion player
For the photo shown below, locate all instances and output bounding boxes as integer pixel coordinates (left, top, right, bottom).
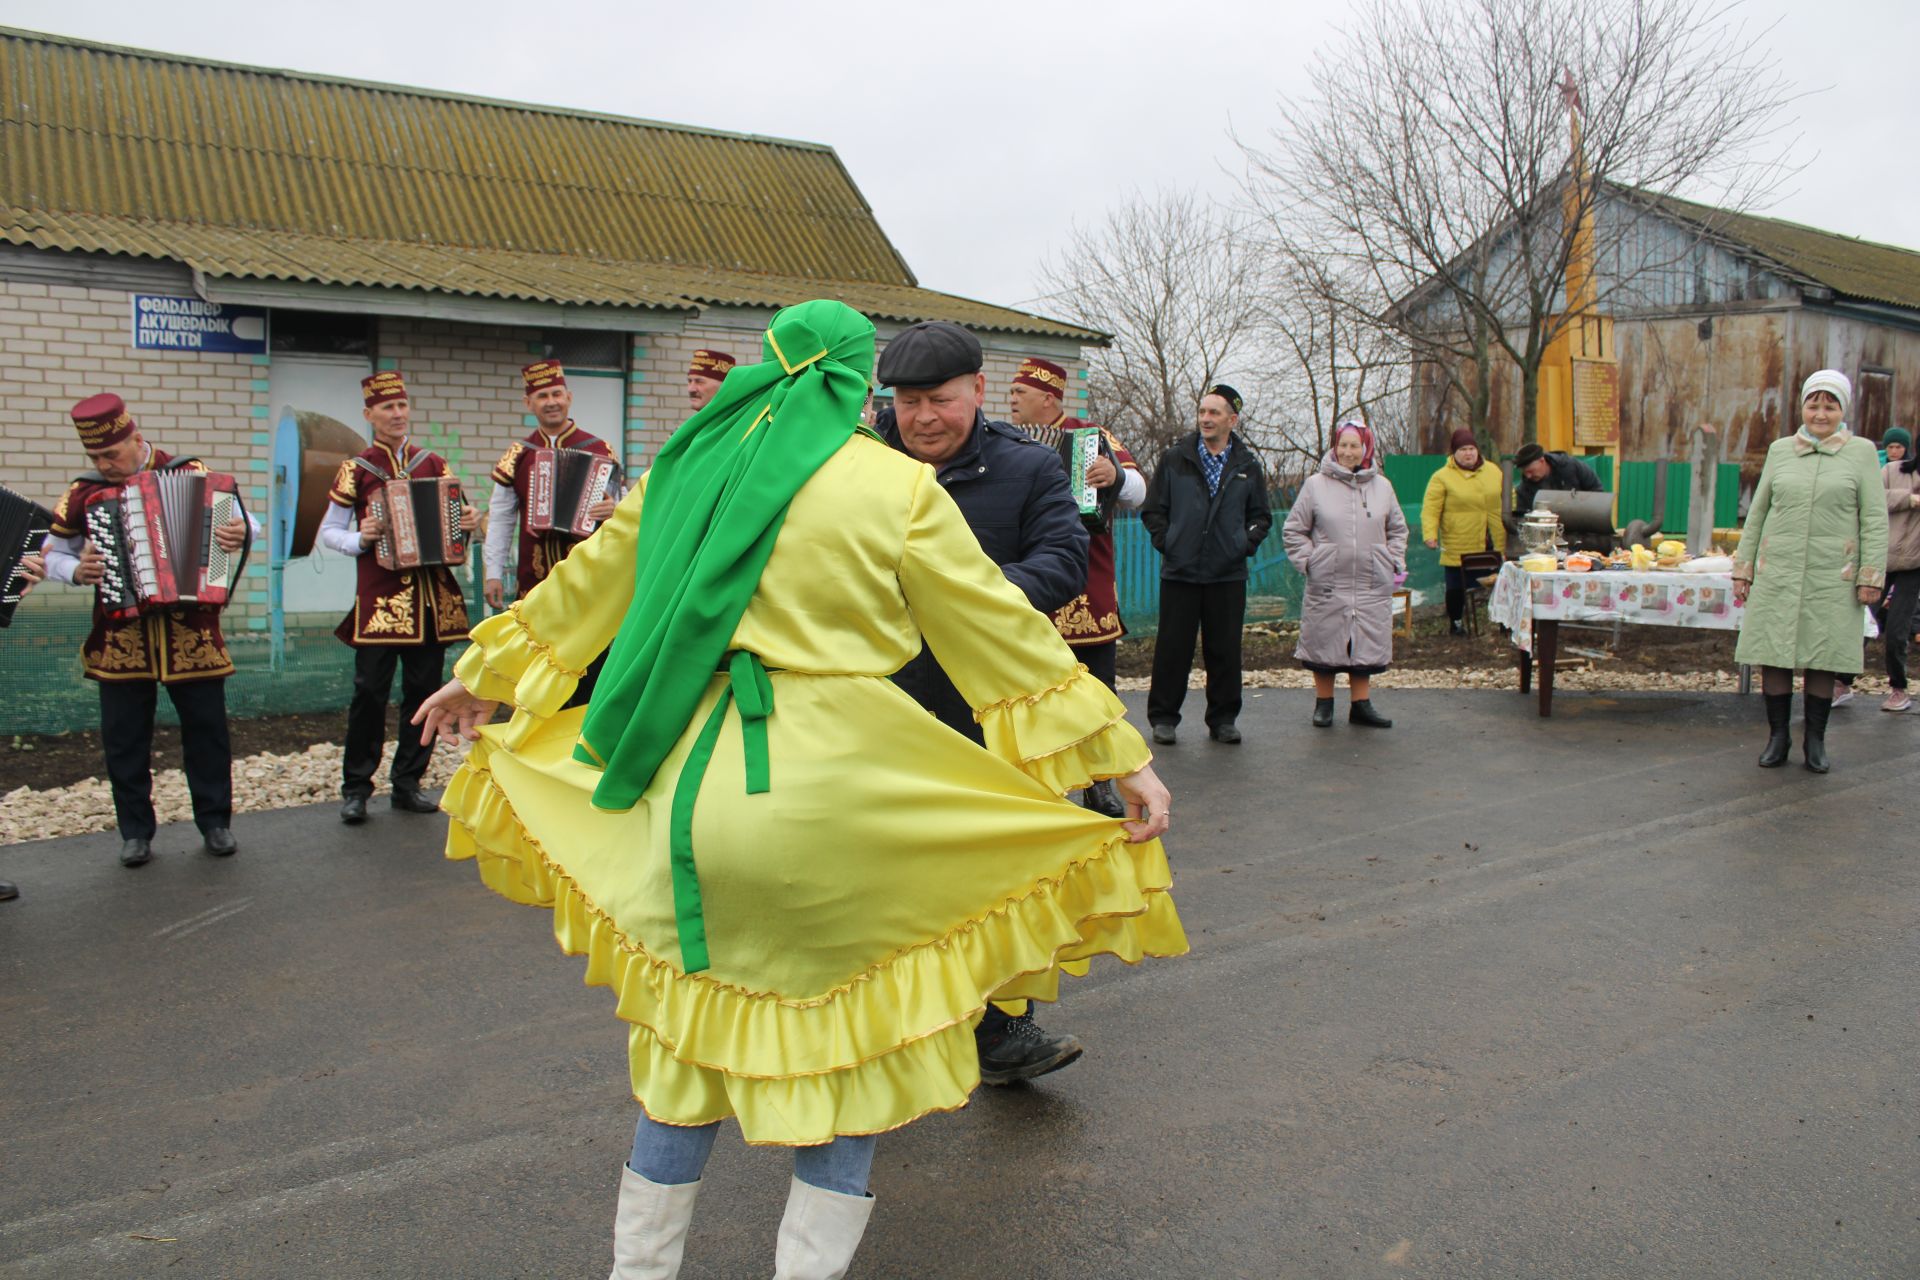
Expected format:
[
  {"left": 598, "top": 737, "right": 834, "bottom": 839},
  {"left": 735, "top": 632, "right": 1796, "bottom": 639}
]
[
  {"left": 1, "top": 484, "right": 55, "bottom": 628},
  {"left": 82, "top": 468, "right": 250, "bottom": 622},
  {"left": 369, "top": 476, "right": 470, "bottom": 571},
  {"left": 525, "top": 447, "right": 619, "bottom": 539}
]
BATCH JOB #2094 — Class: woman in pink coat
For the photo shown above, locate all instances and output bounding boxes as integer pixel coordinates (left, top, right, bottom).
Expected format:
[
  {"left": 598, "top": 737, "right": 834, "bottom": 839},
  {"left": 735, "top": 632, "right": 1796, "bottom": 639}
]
[{"left": 1282, "top": 420, "right": 1409, "bottom": 728}]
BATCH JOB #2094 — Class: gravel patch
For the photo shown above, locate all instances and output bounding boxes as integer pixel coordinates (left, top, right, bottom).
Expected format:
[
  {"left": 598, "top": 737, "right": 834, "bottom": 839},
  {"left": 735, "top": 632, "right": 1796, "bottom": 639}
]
[{"left": 0, "top": 741, "right": 464, "bottom": 846}]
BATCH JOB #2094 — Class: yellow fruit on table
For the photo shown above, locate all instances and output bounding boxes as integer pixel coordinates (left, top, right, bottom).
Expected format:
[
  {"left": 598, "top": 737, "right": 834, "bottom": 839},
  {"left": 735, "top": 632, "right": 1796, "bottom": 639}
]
[{"left": 1657, "top": 539, "right": 1687, "bottom": 557}]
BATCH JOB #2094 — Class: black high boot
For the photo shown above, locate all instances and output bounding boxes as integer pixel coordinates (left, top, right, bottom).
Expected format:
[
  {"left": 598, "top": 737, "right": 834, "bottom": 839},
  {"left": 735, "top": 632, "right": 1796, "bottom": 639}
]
[
  {"left": 1311, "top": 697, "right": 1335, "bottom": 728},
  {"left": 1802, "top": 694, "right": 1833, "bottom": 774},
  {"left": 1757, "top": 693, "right": 1793, "bottom": 768}
]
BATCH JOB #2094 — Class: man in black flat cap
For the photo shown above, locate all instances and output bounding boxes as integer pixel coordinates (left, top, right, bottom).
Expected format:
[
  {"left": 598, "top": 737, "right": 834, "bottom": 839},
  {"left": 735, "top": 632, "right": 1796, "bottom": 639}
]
[
  {"left": 876, "top": 319, "right": 1095, "bottom": 1086},
  {"left": 1141, "top": 383, "right": 1272, "bottom": 745}
]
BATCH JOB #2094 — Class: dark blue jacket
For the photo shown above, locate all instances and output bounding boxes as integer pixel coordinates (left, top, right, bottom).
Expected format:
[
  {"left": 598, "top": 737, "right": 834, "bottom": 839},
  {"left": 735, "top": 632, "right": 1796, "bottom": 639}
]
[{"left": 878, "top": 407, "right": 1088, "bottom": 740}]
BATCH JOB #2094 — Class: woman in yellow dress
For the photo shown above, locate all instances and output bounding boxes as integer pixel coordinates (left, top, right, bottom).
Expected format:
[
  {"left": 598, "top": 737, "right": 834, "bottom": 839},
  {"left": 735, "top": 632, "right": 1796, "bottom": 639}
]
[{"left": 415, "top": 300, "right": 1185, "bottom": 1279}]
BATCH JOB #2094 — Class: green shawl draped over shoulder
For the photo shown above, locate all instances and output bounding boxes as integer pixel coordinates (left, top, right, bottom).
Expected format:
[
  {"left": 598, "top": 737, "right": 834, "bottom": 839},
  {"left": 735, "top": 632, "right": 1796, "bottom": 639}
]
[{"left": 575, "top": 299, "right": 875, "bottom": 812}]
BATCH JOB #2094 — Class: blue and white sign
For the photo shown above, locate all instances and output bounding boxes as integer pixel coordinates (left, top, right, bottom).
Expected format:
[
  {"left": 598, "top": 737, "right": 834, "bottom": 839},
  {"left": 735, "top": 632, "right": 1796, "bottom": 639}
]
[{"left": 131, "top": 295, "right": 269, "bottom": 354}]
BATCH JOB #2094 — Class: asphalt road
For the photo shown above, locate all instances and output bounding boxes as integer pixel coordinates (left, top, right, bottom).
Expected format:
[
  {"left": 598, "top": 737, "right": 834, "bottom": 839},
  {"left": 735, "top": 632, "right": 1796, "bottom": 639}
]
[{"left": 3, "top": 687, "right": 1917, "bottom": 1278}]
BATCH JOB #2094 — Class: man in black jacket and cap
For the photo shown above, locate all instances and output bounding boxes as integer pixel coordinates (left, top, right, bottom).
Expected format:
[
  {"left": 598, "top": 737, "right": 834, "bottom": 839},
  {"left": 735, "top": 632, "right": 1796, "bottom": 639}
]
[
  {"left": 1141, "top": 384, "right": 1273, "bottom": 744},
  {"left": 876, "top": 319, "right": 1094, "bottom": 1086},
  {"left": 1511, "top": 442, "right": 1603, "bottom": 514}
]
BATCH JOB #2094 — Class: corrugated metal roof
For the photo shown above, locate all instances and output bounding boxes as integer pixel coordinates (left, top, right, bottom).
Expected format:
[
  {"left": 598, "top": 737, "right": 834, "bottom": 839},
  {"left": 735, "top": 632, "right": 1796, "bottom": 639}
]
[
  {"left": 0, "top": 206, "right": 1104, "bottom": 340},
  {"left": 0, "top": 28, "right": 1105, "bottom": 342},
  {"left": 1645, "top": 192, "right": 1920, "bottom": 314}
]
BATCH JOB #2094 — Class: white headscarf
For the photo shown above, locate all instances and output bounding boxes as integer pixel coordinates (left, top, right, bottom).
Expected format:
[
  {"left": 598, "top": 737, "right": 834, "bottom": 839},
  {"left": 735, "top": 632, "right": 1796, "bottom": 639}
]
[{"left": 1801, "top": 369, "right": 1852, "bottom": 418}]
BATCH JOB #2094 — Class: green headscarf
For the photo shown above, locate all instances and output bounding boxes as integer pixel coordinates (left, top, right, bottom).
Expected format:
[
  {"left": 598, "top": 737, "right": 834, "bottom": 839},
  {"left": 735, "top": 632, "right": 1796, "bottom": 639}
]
[{"left": 575, "top": 299, "right": 876, "bottom": 811}]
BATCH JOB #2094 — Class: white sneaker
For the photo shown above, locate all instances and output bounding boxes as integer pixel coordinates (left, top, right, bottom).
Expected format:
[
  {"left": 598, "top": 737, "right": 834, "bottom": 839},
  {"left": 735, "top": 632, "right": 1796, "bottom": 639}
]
[
  {"left": 1883, "top": 689, "right": 1914, "bottom": 713},
  {"left": 1831, "top": 685, "right": 1855, "bottom": 707}
]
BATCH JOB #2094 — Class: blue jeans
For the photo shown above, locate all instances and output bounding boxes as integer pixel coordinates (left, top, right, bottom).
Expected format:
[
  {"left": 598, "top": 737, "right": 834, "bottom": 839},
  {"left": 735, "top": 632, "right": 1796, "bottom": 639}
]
[{"left": 627, "top": 1113, "right": 877, "bottom": 1196}]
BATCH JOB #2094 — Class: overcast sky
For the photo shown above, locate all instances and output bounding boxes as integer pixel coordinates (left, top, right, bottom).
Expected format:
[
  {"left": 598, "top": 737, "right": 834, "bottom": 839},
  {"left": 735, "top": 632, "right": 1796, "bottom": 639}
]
[{"left": 3, "top": 0, "right": 1914, "bottom": 316}]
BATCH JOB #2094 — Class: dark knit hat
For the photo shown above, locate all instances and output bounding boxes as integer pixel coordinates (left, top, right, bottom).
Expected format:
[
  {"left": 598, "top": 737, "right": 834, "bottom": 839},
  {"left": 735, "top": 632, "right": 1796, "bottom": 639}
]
[
  {"left": 1449, "top": 428, "right": 1478, "bottom": 453},
  {"left": 1884, "top": 427, "right": 1912, "bottom": 450}
]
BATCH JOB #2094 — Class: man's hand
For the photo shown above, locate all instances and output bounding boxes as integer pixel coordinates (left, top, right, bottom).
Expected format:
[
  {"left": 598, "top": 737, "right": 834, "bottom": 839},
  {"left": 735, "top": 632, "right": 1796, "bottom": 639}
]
[
  {"left": 358, "top": 512, "right": 386, "bottom": 549},
  {"left": 1086, "top": 455, "right": 1118, "bottom": 489},
  {"left": 1858, "top": 584, "right": 1882, "bottom": 606},
  {"left": 458, "top": 504, "right": 480, "bottom": 534},
  {"left": 75, "top": 541, "right": 106, "bottom": 586},
  {"left": 212, "top": 516, "right": 247, "bottom": 553},
  {"left": 586, "top": 497, "right": 617, "bottom": 524},
  {"left": 484, "top": 578, "right": 506, "bottom": 609},
  {"left": 16, "top": 551, "right": 45, "bottom": 590},
  {"left": 412, "top": 678, "right": 500, "bottom": 747},
  {"left": 1114, "top": 763, "right": 1172, "bottom": 844}
]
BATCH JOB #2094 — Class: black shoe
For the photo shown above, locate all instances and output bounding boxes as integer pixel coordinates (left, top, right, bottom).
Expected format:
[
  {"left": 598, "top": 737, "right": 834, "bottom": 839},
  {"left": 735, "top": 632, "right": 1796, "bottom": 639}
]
[
  {"left": 340, "top": 794, "right": 369, "bottom": 825},
  {"left": 1080, "top": 779, "right": 1126, "bottom": 819},
  {"left": 1802, "top": 694, "right": 1832, "bottom": 774},
  {"left": 119, "top": 838, "right": 152, "bottom": 868},
  {"left": 203, "top": 827, "right": 237, "bottom": 857},
  {"left": 390, "top": 788, "right": 440, "bottom": 814},
  {"left": 976, "top": 1007, "right": 1085, "bottom": 1086},
  {"left": 1311, "top": 697, "right": 1335, "bottom": 728},
  {"left": 0, "top": 880, "right": 17, "bottom": 902},
  {"left": 1349, "top": 699, "right": 1393, "bottom": 729},
  {"left": 1210, "top": 723, "right": 1242, "bottom": 744},
  {"left": 1150, "top": 722, "right": 1177, "bottom": 746},
  {"left": 1757, "top": 692, "right": 1793, "bottom": 768}
]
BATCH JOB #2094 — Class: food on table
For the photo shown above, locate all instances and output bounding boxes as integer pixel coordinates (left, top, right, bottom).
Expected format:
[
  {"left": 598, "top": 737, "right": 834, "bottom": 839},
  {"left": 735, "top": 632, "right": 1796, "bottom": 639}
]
[
  {"left": 1564, "top": 553, "right": 1594, "bottom": 572},
  {"left": 1520, "top": 553, "right": 1560, "bottom": 573}
]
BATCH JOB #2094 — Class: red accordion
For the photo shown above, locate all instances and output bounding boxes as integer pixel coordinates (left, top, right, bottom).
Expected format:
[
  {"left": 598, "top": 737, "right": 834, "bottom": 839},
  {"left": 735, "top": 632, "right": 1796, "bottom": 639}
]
[
  {"left": 370, "top": 476, "right": 469, "bottom": 570},
  {"left": 83, "top": 469, "right": 247, "bottom": 621},
  {"left": 526, "top": 447, "right": 617, "bottom": 538}
]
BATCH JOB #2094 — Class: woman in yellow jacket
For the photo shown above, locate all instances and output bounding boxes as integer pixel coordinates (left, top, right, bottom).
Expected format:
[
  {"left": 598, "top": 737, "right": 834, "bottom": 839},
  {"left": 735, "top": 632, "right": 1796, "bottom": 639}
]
[{"left": 1421, "top": 428, "right": 1508, "bottom": 633}]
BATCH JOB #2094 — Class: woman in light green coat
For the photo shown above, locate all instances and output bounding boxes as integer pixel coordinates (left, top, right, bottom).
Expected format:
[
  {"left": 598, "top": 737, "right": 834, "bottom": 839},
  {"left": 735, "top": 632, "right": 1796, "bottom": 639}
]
[{"left": 1732, "top": 369, "right": 1888, "bottom": 773}]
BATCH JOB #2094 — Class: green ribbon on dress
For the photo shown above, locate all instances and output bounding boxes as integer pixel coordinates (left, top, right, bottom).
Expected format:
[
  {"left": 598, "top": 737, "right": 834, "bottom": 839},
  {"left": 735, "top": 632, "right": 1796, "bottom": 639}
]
[
  {"left": 575, "top": 300, "right": 875, "bottom": 813},
  {"left": 667, "top": 650, "right": 774, "bottom": 974}
]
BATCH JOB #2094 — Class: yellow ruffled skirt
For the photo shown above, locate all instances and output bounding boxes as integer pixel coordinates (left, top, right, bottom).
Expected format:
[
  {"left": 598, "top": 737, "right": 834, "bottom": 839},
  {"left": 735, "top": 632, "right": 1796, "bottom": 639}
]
[{"left": 443, "top": 670, "right": 1187, "bottom": 1145}]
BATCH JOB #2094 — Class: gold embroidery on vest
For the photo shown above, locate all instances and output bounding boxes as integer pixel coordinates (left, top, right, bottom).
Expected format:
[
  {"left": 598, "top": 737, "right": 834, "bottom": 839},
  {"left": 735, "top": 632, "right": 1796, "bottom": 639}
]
[
  {"left": 364, "top": 583, "right": 419, "bottom": 636},
  {"left": 97, "top": 620, "right": 151, "bottom": 671}
]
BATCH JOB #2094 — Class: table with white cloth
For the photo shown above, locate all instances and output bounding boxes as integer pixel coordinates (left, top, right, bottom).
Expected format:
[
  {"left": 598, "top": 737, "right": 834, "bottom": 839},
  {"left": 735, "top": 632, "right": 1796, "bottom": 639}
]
[
  {"left": 1488, "top": 563, "right": 1876, "bottom": 715},
  {"left": 1491, "top": 563, "right": 1738, "bottom": 717}
]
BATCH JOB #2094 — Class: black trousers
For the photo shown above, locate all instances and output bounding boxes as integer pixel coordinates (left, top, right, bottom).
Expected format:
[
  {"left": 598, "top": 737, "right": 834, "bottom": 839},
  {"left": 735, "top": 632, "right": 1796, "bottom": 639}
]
[
  {"left": 1443, "top": 565, "right": 1469, "bottom": 622},
  {"left": 343, "top": 643, "right": 446, "bottom": 798},
  {"left": 1075, "top": 639, "right": 1118, "bottom": 694},
  {"left": 99, "top": 677, "right": 232, "bottom": 841},
  {"left": 1147, "top": 579, "right": 1247, "bottom": 730},
  {"left": 1884, "top": 568, "right": 1920, "bottom": 689}
]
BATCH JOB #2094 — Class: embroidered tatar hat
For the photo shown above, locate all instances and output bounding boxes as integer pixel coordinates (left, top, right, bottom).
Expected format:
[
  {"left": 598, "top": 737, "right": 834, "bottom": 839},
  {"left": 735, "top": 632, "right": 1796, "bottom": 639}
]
[
  {"left": 70, "top": 393, "right": 137, "bottom": 449},
  {"left": 688, "top": 350, "right": 736, "bottom": 381},
  {"left": 362, "top": 370, "right": 408, "bottom": 408},
  {"left": 1801, "top": 369, "right": 1852, "bottom": 418},
  {"left": 521, "top": 360, "right": 567, "bottom": 393},
  {"left": 1013, "top": 357, "right": 1068, "bottom": 398}
]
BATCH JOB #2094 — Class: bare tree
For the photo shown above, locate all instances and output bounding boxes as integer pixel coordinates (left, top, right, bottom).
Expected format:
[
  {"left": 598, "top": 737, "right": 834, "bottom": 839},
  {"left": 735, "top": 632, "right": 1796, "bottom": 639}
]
[
  {"left": 1252, "top": 233, "right": 1415, "bottom": 475},
  {"left": 1032, "top": 193, "right": 1265, "bottom": 467},
  {"left": 1243, "top": 0, "right": 1797, "bottom": 446}
]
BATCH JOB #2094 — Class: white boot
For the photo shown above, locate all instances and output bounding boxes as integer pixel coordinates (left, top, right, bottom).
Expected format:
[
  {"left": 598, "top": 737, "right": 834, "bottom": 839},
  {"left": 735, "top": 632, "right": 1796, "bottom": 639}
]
[
  {"left": 610, "top": 1164, "right": 701, "bottom": 1280},
  {"left": 772, "top": 1175, "right": 875, "bottom": 1279}
]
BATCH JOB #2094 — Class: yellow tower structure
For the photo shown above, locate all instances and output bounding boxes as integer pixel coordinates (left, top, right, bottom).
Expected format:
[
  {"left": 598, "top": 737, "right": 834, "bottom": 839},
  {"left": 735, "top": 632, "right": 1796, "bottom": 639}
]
[{"left": 1535, "top": 73, "right": 1620, "bottom": 505}]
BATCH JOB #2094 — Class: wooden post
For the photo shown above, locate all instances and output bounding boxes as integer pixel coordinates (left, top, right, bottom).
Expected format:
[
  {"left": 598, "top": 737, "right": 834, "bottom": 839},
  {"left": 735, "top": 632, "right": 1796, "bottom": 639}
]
[{"left": 1688, "top": 425, "right": 1721, "bottom": 556}]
